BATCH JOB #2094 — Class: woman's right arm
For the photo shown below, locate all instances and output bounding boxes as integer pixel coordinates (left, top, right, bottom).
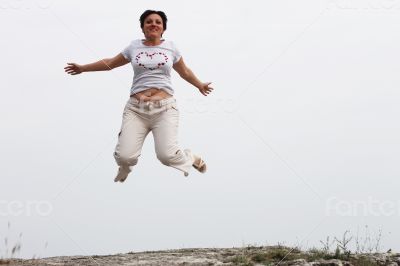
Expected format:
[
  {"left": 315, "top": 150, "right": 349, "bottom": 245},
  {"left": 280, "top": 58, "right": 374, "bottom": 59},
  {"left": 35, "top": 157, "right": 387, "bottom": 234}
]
[{"left": 64, "top": 53, "right": 129, "bottom": 75}]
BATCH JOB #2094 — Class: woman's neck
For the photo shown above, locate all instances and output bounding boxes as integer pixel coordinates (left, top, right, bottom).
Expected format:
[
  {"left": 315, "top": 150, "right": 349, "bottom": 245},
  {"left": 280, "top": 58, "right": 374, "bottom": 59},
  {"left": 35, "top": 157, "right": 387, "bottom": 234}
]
[{"left": 143, "top": 38, "right": 162, "bottom": 46}]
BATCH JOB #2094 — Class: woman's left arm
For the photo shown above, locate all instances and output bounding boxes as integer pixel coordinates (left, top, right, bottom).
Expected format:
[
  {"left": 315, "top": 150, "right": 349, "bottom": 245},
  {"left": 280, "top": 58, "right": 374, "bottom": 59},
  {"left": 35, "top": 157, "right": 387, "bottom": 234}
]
[{"left": 173, "top": 57, "right": 213, "bottom": 96}]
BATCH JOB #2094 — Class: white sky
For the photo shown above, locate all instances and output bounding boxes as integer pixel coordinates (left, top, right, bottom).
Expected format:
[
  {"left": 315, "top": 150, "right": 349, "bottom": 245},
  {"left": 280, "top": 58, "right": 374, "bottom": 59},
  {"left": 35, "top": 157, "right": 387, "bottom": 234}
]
[{"left": 1, "top": 0, "right": 400, "bottom": 259}]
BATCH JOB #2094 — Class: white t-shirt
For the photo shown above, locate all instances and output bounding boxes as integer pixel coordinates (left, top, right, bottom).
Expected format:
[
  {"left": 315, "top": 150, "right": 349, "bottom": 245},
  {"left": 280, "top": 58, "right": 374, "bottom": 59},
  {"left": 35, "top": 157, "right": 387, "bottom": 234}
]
[{"left": 121, "top": 39, "right": 182, "bottom": 96}]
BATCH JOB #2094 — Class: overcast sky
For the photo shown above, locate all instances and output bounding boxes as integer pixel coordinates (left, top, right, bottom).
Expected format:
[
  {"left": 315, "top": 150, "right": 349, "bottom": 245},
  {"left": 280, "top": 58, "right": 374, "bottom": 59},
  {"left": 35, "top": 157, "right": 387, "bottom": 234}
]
[{"left": 1, "top": 0, "right": 400, "bottom": 259}]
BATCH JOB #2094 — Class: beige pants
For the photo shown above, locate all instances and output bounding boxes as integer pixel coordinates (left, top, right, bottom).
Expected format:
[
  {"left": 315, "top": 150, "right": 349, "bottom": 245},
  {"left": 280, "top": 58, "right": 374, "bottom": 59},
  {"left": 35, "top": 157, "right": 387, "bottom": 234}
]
[{"left": 113, "top": 97, "right": 195, "bottom": 176}]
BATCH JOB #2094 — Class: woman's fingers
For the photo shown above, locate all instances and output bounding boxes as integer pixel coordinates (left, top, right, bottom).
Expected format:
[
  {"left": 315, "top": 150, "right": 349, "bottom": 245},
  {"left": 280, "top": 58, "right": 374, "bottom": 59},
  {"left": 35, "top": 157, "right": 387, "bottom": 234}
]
[
  {"left": 204, "top": 82, "right": 214, "bottom": 95},
  {"left": 201, "top": 89, "right": 211, "bottom": 96},
  {"left": 65, "top": 68, "right": 76, "bottom": 73},
  {"left": 64, "top": 63, "right": 82, "bottom": 75},
  {"left": 198, "top": 82, "right": 214, "bottom": 96},
  {"left": 64, "top": 63, "right": 74, "bottom": 69},
  {"left": 64, "top": 63, "right": 81, "bottom": 75}
]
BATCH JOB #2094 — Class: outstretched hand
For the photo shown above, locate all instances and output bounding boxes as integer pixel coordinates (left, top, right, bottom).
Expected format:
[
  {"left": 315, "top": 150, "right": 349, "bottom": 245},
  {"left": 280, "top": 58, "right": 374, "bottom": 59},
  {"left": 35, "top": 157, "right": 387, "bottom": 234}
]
[
  {"left": 64, "top": 63, "right": 84, "bottom": 75},
  {"left": 198, "top": 82, "right": 213, "bottom": 96}
]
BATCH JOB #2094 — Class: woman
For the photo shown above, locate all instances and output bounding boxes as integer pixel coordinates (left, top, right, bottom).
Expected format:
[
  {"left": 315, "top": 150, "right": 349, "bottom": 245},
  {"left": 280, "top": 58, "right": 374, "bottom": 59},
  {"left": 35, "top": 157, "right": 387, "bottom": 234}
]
[{"left": 64, "top": 10, "right": 213, "bottom": 182}]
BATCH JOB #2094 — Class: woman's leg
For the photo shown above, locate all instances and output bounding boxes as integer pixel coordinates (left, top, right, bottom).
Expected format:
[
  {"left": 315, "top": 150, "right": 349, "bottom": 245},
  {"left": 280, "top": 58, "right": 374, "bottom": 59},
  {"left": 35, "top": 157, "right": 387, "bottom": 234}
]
[
  {"left": 113, "top": 106, "right": 150, "bottom": 182},
  {"left": 151, "top": 103, "right": 196, "bottom": 176}
]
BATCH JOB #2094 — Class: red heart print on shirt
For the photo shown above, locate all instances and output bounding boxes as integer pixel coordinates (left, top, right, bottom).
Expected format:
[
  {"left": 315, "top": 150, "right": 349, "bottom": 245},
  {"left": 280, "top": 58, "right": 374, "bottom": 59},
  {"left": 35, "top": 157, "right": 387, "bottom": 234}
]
[{"left": 135, "top": 52, "right": 169, "bottom": 70}]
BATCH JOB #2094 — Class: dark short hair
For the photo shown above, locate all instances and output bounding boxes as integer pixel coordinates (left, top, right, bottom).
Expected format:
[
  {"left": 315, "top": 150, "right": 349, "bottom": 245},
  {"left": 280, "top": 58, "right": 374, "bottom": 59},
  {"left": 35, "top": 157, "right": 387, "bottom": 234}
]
[{"left": 140, "top": 10, "right": 168, "bottom": 31}]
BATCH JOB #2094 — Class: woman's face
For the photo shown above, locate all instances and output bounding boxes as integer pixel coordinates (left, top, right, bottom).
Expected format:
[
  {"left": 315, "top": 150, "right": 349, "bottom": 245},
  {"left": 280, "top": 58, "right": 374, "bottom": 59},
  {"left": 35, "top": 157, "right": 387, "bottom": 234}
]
[{"left": 142, "top": 13, "right": 164, "bottom": 39}]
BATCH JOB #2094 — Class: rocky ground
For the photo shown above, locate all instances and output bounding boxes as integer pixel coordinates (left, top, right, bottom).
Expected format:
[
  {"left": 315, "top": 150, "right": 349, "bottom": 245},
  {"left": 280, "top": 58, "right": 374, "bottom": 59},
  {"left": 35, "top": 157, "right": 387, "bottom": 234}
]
[{"left": 1, "top": 246, "right": 399, "bottom": 266}]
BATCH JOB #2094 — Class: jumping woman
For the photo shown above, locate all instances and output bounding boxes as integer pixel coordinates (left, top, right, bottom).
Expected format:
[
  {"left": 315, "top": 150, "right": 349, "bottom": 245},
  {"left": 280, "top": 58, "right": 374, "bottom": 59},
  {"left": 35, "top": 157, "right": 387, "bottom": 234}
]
[{"left": 64, "top": 10, "right": 213, "bottom": 182}]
